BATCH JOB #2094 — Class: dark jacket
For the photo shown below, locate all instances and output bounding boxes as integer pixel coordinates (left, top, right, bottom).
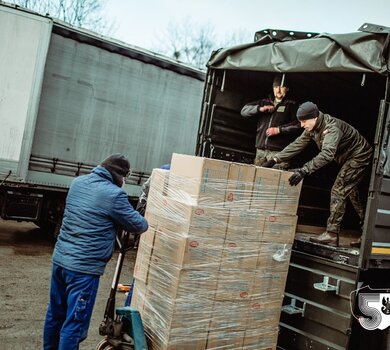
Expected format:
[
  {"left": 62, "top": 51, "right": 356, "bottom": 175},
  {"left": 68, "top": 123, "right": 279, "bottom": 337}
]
[
  {"left": 241, "top": 95, "right": 301, "bottom": 151},
  {"left": 53, "top": 166, "right": 148, "bottom": 275},
  {"left": 275, "top": 112, "right": 372, "bottom": 174}
]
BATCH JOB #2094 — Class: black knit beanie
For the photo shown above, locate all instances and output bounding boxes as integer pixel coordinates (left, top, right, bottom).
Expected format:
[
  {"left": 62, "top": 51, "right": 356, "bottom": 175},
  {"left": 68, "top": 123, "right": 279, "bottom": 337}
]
[
  {"left": 296, "top": 101, "right": 319, "bottom": 121},
  {"left": 101, "top": 154, "right": 130, "bottom": 187},
  {"left": 273, "top": 74, "right": 288, "bottom": 87}
]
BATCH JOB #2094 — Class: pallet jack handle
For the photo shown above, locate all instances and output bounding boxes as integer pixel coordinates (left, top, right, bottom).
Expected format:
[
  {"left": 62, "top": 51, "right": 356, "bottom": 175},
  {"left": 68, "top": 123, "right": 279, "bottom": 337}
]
[{"left": 100, "top": 230, "right": 137, "bottom": 335}]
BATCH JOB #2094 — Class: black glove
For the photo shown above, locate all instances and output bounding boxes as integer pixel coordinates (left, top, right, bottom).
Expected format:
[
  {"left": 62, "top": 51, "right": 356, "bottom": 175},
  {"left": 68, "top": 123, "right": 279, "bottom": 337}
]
[
  {"left": 262, "top": 159, "right": 276, "bottom": 168},
  {"left": 289, "top": 168, "right": 307, "bottom": 186}
]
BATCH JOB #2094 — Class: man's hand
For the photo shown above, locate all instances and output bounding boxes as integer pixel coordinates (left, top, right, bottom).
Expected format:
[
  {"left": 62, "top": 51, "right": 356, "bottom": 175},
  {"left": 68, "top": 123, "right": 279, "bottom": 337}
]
[
  {"left": 266, "top": 127, "right": 280, "bottom": 136},
  {"left": 259, "top": 105, "right": 274, "bottom": 113},
  {"left": 262, "top": 159, "right": 276, "bottom": 168},
  {"left": 136, "top": 198, "right": 147, "bottom": 216},
  {"left": 289, "top": 168, "right": 307, "bottom": 186}
]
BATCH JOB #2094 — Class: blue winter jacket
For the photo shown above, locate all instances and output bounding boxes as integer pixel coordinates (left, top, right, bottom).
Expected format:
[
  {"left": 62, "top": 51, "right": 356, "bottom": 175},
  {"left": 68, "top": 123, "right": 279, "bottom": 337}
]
[{"left": 52, "top": 166, "right": 148, "bottom": 275}]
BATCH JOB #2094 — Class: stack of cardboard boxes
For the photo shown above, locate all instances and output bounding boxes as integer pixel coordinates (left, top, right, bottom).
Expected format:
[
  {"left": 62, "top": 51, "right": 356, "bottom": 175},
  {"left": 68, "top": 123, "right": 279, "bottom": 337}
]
[{"left": 131, "top": 153, "right": 302, "bottom": 350}]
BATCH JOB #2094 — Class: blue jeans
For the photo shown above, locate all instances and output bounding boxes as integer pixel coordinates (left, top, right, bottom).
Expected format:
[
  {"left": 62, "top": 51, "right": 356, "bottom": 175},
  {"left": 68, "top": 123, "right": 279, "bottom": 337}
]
[{"left": 43, "top": 263, "right": 100, "bottom": 350}]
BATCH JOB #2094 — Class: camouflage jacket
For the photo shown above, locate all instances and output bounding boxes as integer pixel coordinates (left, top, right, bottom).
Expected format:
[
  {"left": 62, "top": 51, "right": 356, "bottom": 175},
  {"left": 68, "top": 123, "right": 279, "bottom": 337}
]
[{"left": 275, "top": 112, "right": 372, "bottom": 175}]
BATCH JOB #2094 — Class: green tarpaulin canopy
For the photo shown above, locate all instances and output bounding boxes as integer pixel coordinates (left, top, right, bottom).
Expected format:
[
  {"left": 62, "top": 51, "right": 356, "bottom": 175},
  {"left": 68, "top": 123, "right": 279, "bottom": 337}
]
[{"left": 208, "top": 28, "right": 390, "bottom": 75}]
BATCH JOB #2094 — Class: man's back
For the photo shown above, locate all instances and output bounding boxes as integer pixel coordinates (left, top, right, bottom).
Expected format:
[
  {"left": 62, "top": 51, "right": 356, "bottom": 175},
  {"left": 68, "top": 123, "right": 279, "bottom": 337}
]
[
  {"left": 44, "top": 153, "right": 148, "bottom": 350},
  {"left": 53, "top": 166, "right": 148, "bottom": 275}
]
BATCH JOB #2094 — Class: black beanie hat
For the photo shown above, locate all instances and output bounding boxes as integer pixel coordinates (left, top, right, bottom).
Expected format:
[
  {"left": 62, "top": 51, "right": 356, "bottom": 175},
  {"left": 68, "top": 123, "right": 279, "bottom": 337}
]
[
  {"left": 101, "top": 154, "right": 130, "bottom": 187},
  {"left": 273, "top": 74, "right": 288, "bottom": 87},
  {"left": 296, "top": 102, "right": 319, "bottom": 121}
]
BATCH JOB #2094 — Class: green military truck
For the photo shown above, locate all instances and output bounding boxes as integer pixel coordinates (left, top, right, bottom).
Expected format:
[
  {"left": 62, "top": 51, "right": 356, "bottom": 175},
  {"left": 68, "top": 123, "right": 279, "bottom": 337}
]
[{"left": 196, "top": 25, "right": 390, "bottom": 349}]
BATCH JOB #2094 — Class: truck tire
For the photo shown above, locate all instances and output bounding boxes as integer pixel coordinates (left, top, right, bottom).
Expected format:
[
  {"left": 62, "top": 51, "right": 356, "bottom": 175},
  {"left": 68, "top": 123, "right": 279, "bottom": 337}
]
[{"left": 95, "top": 339, "right": 115, "bottom": 350}]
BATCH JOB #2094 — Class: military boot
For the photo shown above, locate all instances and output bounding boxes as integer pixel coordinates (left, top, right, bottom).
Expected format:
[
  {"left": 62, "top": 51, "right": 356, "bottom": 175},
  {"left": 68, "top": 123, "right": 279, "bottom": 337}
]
[
  {"left": 309, "top": 231, "right": 339, "bottom": 246},
  {"left": 350, "top": 220, "right": 363, "bottom": 248},
  {"left": 350, "top": 237, "right": 361, "bottom": 248}
]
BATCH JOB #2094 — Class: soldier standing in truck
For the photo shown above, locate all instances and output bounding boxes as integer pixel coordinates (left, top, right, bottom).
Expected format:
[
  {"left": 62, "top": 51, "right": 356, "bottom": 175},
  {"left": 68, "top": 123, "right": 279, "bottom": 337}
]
[
  {"left": 240, "top": 74, "right": 301, "bottom": 169},
  {"left": 263, "top": 101, "right": 373, "bottom": 247}
]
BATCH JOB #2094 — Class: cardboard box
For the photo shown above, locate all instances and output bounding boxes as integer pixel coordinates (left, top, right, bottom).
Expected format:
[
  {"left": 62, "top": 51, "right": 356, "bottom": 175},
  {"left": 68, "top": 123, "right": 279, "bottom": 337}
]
[
  {"left": 261, "top": 214, "right": 298, "bottom": 244},
  {"left": 133, "top": 226, "right": 157, "bottom": 284},
  {"left": 144, "top": 210, "right": 159, "bottom": 228},
  {"left": 153, "top": 197, "right": 228, "bottom": 239},
  {"left": 226, "top": 208, "right": 265, "bottom": 242},
  {"left": 130, "top": 279, "right": 147, "bottom": 313},
  {"left": 275, "top": 170, "right": 303, "bottom": 215},
  {"left": 243, "top": 328, "right": 278, "bottom": 350},
  {"left": 162, "top": 337, "right": 208, "bottom": 350},
  {"left": 219, "top": 240, "right": 260, "bottom": 270},
  {"left": 145, "top": 287, "right": 213, "bottom": 327},
  {"left": 170, "top": 153, "right": 230, "bottom": 204},
  {"left": 148, "top": 334, "right": 208, "bottom": 350},
  {"left": 251, "top": 270, "right": 288, "bottom": 300},
  {"left": 142, "top": 288, "right": 211, "bottom": 350},
  {"left": 142, "top": 304, "right": 209, "bottom": 350},
  {"left": 257, "top": 242, "right": 292, "bottom": 272},
  {"left": 147, "top": 264, "right": 218, "bottom": 303},
  {"left": 206, "top": 330, "right": 245, "bottom": 349},
  {"left": 151, "top": 227, "right": 225, "bottom": 270},
  {"left": 149, "top": 168, "right": 170, "bottom": 197},
  {"left": 225, "top": 162, "right": 256, "bottom": 209},
  {"left": 143, "top": 169, "right": 170, "bottom": 225},
  {"left": 215, "top": 270, "right": 255, "bottom": 301},
  {"left": 244, "top": 298, "right": 282, "bottom": 330},
  {"left": 250, "top": 167, "right": 280, "bottom": 211},
  {"left": 169, "top": 299, "right": 213, "bottom": 332},
  {"left": 209, "top": 300, "right": 249, "bottom": 331}
]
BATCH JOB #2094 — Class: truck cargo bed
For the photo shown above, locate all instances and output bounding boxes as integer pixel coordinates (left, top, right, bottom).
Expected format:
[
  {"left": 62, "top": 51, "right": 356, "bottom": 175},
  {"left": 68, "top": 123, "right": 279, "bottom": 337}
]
[{"left": 294, "top": 226, "right": 361, "bottom": 267}]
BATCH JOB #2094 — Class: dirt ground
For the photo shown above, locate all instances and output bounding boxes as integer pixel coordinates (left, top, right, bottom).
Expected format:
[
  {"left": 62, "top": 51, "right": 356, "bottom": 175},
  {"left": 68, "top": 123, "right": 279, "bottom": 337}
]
[{"left": 0, "top": 218, "right": 137, "bottom": 350}]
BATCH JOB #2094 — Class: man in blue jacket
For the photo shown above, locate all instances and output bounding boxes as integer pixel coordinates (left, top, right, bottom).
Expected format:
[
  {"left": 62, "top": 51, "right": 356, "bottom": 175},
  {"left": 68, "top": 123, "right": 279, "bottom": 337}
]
[{"left": 43, "top": 154, "right": 148, "bottom": 350}]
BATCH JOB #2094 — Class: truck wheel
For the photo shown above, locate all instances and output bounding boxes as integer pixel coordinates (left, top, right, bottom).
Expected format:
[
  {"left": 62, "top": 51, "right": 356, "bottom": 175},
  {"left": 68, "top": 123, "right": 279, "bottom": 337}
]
[{"left": 95, "top": 339, "right": 115, "bottom": 350}]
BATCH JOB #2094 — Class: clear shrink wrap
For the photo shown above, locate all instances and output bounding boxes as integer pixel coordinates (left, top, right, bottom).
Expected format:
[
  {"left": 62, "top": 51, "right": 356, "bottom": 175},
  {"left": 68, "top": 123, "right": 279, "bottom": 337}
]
[{"left": 131, "top": 154, "right": 302, "bottom": 350}]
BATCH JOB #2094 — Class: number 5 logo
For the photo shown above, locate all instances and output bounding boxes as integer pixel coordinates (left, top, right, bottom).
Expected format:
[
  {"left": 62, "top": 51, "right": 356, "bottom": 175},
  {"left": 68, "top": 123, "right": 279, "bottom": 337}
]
[{"left": 351, "top": 286, "right": 390, "bottom": 330}]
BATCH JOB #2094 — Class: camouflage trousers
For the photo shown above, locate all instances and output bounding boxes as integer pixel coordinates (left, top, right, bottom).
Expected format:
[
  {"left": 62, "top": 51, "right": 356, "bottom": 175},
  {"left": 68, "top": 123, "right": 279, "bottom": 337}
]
[
  {"left": 254, "top": 148, "right": 289, "bottom": 170},
  {"left": 326, "top": 157, "right": 370, "bottom": 234}
]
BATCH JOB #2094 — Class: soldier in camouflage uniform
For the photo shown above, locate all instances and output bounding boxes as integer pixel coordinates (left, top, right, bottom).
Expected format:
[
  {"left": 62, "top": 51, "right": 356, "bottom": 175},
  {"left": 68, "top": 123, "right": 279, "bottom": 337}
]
[{"left": 263, "top": 102, "right": 372, "bottom": 247}]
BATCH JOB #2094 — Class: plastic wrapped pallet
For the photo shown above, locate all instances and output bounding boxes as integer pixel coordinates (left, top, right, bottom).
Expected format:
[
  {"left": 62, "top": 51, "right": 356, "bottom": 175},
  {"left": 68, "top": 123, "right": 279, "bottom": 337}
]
[{"left": 131, "top": 154, "right": 302, "bottom": 350}]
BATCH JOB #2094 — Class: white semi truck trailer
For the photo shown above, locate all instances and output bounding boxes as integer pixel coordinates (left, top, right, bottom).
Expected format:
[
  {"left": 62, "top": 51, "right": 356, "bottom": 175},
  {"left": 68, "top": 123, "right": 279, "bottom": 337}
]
[{"left": 0, "top": 3, "right": 205, "bottom": 233}]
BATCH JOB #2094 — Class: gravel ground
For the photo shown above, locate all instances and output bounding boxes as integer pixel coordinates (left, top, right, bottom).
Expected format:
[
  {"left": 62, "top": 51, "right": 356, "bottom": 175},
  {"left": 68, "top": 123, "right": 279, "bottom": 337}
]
[{"left": 0, "top": 219, "right": 137, "bottom": 350}]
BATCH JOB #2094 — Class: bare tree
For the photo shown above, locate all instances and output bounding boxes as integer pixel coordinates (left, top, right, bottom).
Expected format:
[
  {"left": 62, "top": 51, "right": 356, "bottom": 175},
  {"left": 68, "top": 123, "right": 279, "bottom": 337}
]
[
  {"left": 12, "top": 0, "right": 116, "bottom": 35},
  {"left": 152, "top": 19, "right": 215, "bottom": 69},
  {"left": 153, "top": 18, "right": 252, "bottom": 69},
  {"left": 221, "top": 29, "right": 254, "bottom": 47}
]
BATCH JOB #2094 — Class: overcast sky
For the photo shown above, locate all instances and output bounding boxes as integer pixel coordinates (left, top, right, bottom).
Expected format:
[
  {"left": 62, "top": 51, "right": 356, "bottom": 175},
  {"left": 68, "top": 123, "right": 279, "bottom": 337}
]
[{"left": 104, "top": 0, "right": 390, "bottom": 49}]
